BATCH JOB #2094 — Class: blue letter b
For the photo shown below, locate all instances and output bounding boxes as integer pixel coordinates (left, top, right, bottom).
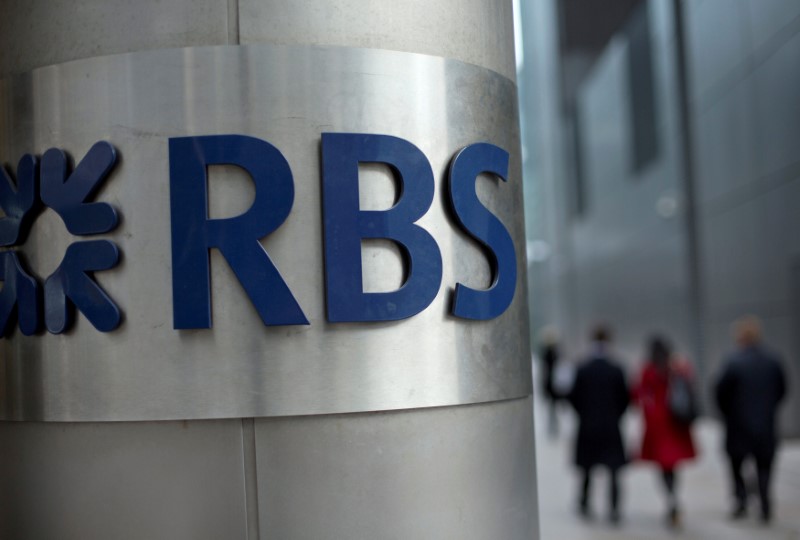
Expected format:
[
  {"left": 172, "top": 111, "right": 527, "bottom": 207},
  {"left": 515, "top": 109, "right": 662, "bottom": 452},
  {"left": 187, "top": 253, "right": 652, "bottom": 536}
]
[{"left": 321, "top": 133, "right": 442, "bottom": 322}]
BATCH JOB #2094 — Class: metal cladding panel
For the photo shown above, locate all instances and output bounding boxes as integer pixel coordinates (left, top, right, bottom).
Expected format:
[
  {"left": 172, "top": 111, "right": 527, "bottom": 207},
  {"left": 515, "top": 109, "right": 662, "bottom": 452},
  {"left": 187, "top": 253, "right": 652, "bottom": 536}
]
[
  {"left": 0, "top": 0, "right": 515, "bottom": 81},
  {"left": 0, "top": 45, "right": 530, "bottom": 421},
  {"left": 0, "top": 419, "right": 249, "bottom": 540},
  {"left": 0, "top": 398, "right": 539, "bottom": 540},
  {"left": 0, "top": 0, "right": 232, "bottom": 77},
  {"left": 254, "top": 397, "right": 538, "bottom": 540},
  {"left": 237, "top": 0, "right": 516, "bottom": 81}
]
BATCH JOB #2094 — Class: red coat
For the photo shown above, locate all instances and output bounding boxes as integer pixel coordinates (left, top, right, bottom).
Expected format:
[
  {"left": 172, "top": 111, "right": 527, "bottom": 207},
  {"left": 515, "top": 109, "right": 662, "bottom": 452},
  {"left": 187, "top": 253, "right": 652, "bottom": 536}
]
[{"left": 634, "top": 361, "right": 697, "bottom": 469}]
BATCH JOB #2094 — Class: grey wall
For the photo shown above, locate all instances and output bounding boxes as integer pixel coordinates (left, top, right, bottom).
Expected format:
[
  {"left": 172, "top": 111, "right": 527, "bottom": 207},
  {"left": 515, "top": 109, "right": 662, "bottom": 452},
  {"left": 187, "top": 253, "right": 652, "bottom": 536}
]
[
  {"left": 569, "top": 0, "right": 693, "bottom": 366},
  {"left": 528, "top": 0, "right": 694, "bottom": 367},
  {"left": 687, "top": 0, "right": 800, "bottom": 434}
]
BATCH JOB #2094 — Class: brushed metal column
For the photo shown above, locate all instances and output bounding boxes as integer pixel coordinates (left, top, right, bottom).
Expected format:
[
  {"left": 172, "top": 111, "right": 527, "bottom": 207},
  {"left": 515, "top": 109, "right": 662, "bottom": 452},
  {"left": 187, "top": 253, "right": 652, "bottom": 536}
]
[{"left": 0, "top": 2, "right": 537, "bottom": 539}]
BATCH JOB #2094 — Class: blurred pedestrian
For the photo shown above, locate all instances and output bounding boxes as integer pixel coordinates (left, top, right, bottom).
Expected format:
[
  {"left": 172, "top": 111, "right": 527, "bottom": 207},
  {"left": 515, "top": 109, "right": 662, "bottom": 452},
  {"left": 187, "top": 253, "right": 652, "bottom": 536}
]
[
  {"left": 633, "top": 336, "right": 697, "bottom": 528},
  {"left": 567, "top": 325, "right": 629, "bottom": 523},
  {"left": 539, "top": 326, "right": 561, "bottom": 437},
  {"left": 715, "top": 316, "right": 788, "bottom": 523}
]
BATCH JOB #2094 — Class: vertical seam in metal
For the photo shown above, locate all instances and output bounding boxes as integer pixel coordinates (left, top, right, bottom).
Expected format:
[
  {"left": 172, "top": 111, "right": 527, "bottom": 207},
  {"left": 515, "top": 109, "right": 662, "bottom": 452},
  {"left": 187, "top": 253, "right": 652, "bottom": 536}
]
[
  {"left": 227, "top": 0, "right": 241, "bottom": 45},
  {"left": 241, "top": 418, "right": 260, "bottom": 539}
]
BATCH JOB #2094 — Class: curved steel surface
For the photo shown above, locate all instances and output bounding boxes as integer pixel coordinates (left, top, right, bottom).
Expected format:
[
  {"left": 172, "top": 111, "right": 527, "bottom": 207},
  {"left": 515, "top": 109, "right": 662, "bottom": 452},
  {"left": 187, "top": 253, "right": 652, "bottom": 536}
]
[
  {"left": 0, "top": 397, "right": 538, "bottom": 539},
  {"left": 0, "top": 45, "right": 530, "bottom": 421},
  {"left": 0, "top": 0, "right": 516, "bottom": 81}
]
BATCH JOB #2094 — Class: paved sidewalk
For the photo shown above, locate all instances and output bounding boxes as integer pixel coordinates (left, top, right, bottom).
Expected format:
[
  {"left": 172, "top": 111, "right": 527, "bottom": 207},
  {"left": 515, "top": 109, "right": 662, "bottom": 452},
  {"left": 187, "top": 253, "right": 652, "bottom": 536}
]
[{"left": 534, "top": 399, "right": 800, "bottom": 540}]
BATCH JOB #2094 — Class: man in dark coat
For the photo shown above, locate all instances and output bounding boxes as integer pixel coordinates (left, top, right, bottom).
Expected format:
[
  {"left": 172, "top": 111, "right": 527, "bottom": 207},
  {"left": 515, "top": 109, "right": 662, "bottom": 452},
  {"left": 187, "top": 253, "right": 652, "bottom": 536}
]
[
  {"left": 567, "top": 325, "right": 630, "bottom": 523},
  {"left": 715, "top": 316, "right": 788, "bottom": 522}
]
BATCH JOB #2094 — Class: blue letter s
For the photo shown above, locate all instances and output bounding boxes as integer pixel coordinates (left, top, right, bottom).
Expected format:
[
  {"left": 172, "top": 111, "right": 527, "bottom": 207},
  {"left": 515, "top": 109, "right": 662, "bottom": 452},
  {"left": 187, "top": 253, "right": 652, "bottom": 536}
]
[{"left": 448, "top": 143, "right": 517, "bottom": 320}]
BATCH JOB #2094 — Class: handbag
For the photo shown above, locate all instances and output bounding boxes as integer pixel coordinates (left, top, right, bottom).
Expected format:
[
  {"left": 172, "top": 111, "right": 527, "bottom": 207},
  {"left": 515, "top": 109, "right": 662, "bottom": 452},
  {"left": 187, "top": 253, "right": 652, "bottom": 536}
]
[{"left": 668, "top": 370, "right": 698, "bottom": 425}]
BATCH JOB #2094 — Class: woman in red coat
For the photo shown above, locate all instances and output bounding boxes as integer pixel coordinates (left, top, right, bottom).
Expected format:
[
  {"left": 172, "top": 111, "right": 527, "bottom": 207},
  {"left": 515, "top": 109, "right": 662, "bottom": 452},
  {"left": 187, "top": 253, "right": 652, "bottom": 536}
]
[{"left": 634, "top": 336, "right": 697, "bottom": 528}]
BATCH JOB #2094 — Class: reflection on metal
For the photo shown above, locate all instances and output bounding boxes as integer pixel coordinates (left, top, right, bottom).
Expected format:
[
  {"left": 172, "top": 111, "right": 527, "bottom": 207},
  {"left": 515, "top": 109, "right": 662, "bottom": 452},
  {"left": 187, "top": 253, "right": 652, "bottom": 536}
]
[
  {"left": 0, "top": 44, "right": 530, "bottom": 422},
  {"left": 656, "top": 194, "right": 678, "bottom": 219},
  {"left": 526, "top": 240, "right": 551, "bottom": 265}
]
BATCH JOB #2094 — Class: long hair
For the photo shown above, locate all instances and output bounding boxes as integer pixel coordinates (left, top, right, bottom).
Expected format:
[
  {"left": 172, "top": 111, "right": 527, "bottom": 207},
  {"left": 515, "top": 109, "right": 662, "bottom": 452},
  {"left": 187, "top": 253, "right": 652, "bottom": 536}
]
[{"left": 649, "top": 335, "right": 671, "bottom": 368}]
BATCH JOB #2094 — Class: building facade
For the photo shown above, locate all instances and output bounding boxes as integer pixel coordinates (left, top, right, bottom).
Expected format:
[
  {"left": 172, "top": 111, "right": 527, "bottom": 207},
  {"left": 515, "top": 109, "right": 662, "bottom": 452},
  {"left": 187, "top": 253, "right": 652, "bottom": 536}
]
[{"left": 519, "top": 0, "right": 800, "bottom": 435}]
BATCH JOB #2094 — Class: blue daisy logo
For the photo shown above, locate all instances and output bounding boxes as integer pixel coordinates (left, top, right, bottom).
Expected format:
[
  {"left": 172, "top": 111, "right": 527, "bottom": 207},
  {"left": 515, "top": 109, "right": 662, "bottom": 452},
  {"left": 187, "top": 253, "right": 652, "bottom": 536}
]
[{"left": 0, "top": 141, "right": 121, "bottom": 336}]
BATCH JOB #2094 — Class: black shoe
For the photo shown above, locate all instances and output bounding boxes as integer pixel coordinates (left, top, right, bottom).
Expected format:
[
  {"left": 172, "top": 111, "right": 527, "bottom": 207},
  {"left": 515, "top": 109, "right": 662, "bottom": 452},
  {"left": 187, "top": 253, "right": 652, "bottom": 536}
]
[
  {"left": 730, "top": 503, "right": 747, "bottom": 520},
  {"left": 760, "top": 506, "right": 772, "bottom": 524},
  {"left": 667, "top": 507, "right": 681, "bottom": 529},
  {"left": 609, "top": 509, "right": 621, "bottom": 525},
  {"left": 578, "top": 501, "right": 593, "bottom": 520}
]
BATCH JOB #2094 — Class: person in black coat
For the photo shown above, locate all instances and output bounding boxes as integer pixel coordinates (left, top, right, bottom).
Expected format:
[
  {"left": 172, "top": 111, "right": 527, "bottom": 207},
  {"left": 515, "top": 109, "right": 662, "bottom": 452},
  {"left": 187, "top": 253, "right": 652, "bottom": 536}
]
[
  {"left": 715, "top": 316, "right": 788, "bottom": 522},
  {"left": 567, "top": 325, "right": 630, "bottom": 523}
]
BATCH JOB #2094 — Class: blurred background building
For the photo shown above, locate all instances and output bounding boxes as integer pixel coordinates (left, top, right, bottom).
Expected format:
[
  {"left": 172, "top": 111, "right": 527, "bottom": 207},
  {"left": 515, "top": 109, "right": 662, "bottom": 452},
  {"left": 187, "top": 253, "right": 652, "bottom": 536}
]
[{"left": 516, "top": 0, "right": 800, "bottom": 436}]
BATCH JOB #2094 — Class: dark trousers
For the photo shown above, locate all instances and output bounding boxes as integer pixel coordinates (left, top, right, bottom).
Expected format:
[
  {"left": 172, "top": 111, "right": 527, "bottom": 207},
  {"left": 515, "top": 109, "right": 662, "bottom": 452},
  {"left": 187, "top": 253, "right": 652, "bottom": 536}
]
[
  {"left": 661, "top": 468, "right": 677, "bottom": 510},
  {"left": 546, "top": 397, "right": 559, "bottom": 437},
  {"left": 580, "top": 466, "right": 620, "bottom": 513},
  {"left": 729, "top": 453, "right": 774, "bottom": 517}
]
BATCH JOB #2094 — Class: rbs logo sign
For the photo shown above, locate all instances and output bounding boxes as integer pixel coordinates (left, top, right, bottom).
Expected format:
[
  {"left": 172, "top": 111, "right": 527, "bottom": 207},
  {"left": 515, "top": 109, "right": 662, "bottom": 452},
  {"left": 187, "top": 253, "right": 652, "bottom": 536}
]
[
  {"left": 169, "top": 134, "right": 518, "bottom": 329},
  {"left": 0, "top": 133, "right": 517, "bottom": 336}
]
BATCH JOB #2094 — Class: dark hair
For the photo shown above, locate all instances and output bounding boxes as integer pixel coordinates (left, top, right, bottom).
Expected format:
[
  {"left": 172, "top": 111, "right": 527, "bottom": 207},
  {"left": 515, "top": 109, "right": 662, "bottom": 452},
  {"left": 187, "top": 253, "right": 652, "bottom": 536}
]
[
  {"left": 592, "top": 325, "right": 611, "bottom": 343},
  {"left": 649, "top": 336, "right": 671, "bottom": 365}
]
